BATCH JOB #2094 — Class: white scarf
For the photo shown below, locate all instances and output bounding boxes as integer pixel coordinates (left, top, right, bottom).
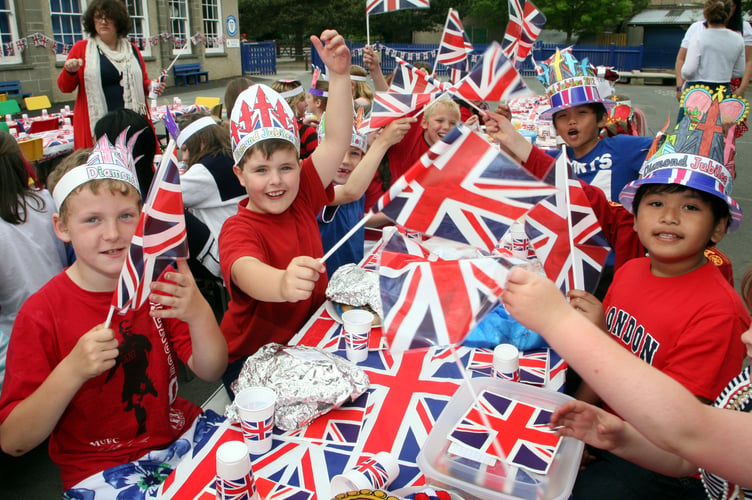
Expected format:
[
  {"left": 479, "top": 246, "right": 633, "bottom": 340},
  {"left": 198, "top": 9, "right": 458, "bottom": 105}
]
[{"left": 84, "top": 36, "right": 147, "bottom": 137}]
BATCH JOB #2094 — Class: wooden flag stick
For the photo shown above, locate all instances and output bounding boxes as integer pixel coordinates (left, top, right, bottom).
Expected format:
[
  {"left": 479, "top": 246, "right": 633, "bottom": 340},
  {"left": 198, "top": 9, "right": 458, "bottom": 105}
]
[{"left": 320, "top": 211, "right": 374, "bottom": 264}]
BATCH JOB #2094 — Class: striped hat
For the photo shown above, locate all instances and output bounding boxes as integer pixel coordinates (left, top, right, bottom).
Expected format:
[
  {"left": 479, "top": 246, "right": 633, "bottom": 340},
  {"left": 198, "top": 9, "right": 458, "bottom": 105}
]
[
  {"left": 619, "top": 87, "right": 748, "bottom": 232},
  {"left": 535, "top": 48, "right": 615, "bottom": 119}
]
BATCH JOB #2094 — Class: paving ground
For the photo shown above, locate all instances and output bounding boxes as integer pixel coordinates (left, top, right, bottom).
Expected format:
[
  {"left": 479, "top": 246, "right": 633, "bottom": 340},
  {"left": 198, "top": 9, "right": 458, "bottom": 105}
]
[{"left": 1, "top": 62, "right": 750, "bottom": 498}]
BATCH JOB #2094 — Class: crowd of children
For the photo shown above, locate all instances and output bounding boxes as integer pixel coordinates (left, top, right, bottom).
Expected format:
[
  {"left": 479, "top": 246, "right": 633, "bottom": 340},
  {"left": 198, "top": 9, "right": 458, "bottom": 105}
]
[{"left": 2, "top": 10, "right": 752, "bottom": 498}]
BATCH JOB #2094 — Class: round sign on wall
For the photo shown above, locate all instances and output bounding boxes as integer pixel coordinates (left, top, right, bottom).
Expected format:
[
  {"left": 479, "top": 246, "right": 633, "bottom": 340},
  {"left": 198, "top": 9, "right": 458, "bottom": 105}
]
[{"left": 226, "top": 15, "right": 238, "bottom": 37}]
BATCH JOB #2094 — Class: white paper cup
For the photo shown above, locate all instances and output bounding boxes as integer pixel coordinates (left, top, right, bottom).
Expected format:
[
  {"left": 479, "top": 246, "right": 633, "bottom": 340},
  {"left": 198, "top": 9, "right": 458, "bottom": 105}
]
[
  {"left": 493, "top": 343, "right": 520, "bottom": 382},
  {"left": 330, "top": 451, "right": 400, "bottom": 494},
  {"left": 215, "top": 440, "right": 259, "bottom": 499},
  {"left": 234, "top": 387, "right": 276, "bottom": 454},
  {"left": 342, "top": 309, "right": 373, "bottom": 363}
]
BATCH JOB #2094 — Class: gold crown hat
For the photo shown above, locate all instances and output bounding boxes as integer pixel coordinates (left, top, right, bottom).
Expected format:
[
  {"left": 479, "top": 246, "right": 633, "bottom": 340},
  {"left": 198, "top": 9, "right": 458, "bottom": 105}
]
[
  {"left": 619, "top": 86, "right": 748, "bottom": 232},
  {"left": 535, "top": 47, "right": 616, "bottom": 119}
]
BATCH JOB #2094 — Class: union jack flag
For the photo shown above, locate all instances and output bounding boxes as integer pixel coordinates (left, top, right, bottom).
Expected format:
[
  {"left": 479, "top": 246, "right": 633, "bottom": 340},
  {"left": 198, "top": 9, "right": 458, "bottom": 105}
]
[
  {"left": 449, "top": 389, "right": 563, "bottom": 475},
  {"left": 374, "top": 123, "right": 557, "bottom": 252},
  {"left": 436, "top": 9, "right": 474, "bottom": 69},
  {"left": 241, "top": 415, "right": 274, "bottom": 441},
  {"left": 519, "top": 348, "right": 548, "bottom": 386},
  {"left": 524, "top": 149, "right": 611, "bottom": 294},
  {"left": 366, "top": 0, "right": 430, "bottom": 15},
  {"left": 110, "top": 140, "right": 188, "bottom": 314},
  {"left": 502, "top": 0, "right": 546, "bottom": 65},
  {"left": 452, "top": 42, "right": 530, "bottom": 102},
  {"left": 354, "top": 457, "right": 391, "bottom": 489},
  {"left": 391, "top": 57, "right": 448, "bottom": 94},
  {"left": 378, "top": 230, "right": 512, "bottom": 352},
  {"left": 368, "top": 92, "right": 437, "bottom": 130},
  {"left": 215, "top": 475, "right": 256, "bottom": 499}
]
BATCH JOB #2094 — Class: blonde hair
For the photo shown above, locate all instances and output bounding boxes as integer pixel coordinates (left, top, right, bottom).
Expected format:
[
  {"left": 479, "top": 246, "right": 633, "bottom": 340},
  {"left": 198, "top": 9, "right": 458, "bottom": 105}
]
[
  {"left": 350, "top": 65, "right": 374, "bottom": 104},
  {"left": 271, "top": 79, "right": 306, "bottom": 118},
  {"left": 176, "top": 113, "right": 230, "bottom": 168},
  {"left": 47, "top": 149, "right": 141, "bottom": 221},
  {"left": 424, "top": 96, "right": 461, "bottom": 120}
]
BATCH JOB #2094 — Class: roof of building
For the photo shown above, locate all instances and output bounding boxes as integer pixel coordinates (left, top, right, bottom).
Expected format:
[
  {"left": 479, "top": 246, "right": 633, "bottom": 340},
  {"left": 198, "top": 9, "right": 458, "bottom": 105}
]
[{"left": 628, "top": 8, "right": 703, "bottom": 25}]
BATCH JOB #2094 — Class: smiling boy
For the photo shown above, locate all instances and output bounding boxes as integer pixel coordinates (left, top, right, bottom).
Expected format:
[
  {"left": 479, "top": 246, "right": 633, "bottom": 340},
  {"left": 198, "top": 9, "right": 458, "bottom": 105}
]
[{"left": 218, "top": 30, "right": 352, "bottom": 394}]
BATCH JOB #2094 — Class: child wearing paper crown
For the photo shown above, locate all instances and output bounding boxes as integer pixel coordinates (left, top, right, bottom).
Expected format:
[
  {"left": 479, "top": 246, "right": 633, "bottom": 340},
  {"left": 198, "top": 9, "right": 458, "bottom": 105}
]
[
  {"left": 272, "top": 78, "right": 318, "bottom": 159},
  {"left": 218, "top": 29, "right": 353, "bottom": 395},
  {"left": 318, "top": 118, "right": 414, "bottom": 277},
  {"left": 489, "top": 88, "right": 749, "bottom": 498},
  {"left": 0, "top": 138, "right": 228, "bottom": 497},
  {"left": 502, "top": 270, "right": 752, "bottom": 498}
]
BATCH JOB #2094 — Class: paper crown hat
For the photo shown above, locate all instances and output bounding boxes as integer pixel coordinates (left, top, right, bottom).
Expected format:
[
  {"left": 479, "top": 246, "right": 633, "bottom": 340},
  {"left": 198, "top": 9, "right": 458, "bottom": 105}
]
[
  {"left": 619, "top": 86, "right": 748, "bottom": 232},
  {"left": 230, "top": 84, "right": 300, "bottom": 164},
  {"left": 52, "top": 130, "right": 141, "bottom": 209},
  {"left": 535, "top": 48, "right": 615, "bottom": 119}
]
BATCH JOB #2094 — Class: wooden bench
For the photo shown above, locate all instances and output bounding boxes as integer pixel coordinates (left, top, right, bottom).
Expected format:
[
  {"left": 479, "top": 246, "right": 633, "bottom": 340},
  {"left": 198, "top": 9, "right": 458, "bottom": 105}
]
[
  {"left": 173, "top": 63, "right": 209, "bottom": 86},
  {"left": 0, "top": 80, "right": 31, "bottom": 99}
]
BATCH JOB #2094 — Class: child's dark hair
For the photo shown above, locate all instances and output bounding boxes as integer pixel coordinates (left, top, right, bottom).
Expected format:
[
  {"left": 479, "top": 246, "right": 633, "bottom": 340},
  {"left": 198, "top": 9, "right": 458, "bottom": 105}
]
[
  {"left": 553, "top": 102, "right": 607, "bottom": 123},
  {"left": 0, "top": 131, "right": 46, "bottom": 224},
  {"left": 632, "top": 184, "right": 730, "bottom": 246},
  {"left": 176, "top": 113, "right": 230, "bottom": 168},
  {"left": 704, "top": 0, "right": 731, "bottom": 25},
  {"left": 239, "top": 139, "right": 298, "bottom": 167},
  {"left": 94, "top": 109, "right": 157, "bottom": 199}
]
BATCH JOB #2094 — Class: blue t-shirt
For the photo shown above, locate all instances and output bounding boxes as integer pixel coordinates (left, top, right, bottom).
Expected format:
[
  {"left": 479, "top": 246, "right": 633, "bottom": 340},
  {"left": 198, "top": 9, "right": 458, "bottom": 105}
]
[
  {"left": 318, "top": 197, "right": 365, "bottom": 278},
  {"left": 546, "top": 135, "right": 653, "bottom": 201}
]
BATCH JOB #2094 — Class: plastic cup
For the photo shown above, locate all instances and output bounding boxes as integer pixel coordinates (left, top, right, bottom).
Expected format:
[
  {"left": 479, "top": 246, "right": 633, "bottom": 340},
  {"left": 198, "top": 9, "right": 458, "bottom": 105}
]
[
  {"left": 330, "top": 451, "right": 400, "bottom": 495},
  {"left": 493, "top": 344, "right": 520, "bottom": 382},
  {"left": 215, "top": 440, "right": 259, "bottom": 500},
  {"left": 341, "top": 309, "right": 373, "bottom": 363},
  {"left": 234, "top": 387, "right": 276, "bottom": 454},
  {"left": 149, "top": 80, "right": 160, "bottom": 100}
]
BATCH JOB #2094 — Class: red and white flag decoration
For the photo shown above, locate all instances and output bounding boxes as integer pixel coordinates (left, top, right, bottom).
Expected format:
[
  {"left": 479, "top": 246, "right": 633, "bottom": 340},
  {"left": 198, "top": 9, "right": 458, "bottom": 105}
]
[
  {"left": 374, "top": 123, "right": 556, "bottom": 253},
  {"left": 366, "top": 0, "right": 430, "bottom": 15},
  {"left": 436, "top": 8, "right": 474, "bottom": 70},
  {"left": 524, "top": 149, "right": 611, "bottom": 294},
  {"left": 502, "top": 0, "right": 546, "bottom": 65},
  {"left": 378, "top": 229, "right": 513, "bottom": 352},
  {"left": 452, "top": 42, "right": 530, "bottom": 102},
  {"left": 110, "top": 141, "right": 188, "bottom": 315}
]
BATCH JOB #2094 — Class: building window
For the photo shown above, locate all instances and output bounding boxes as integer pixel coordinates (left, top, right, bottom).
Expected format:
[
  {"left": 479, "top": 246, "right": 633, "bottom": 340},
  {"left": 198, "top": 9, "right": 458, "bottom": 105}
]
[
  {"left": 125, "top": 0, "right": 151, "bottom": 57},
  {"left": 50, "top": 0, "right": 85, "bottom": 61},
  {"left": 0, "top": 0, "right": 22, "bottom": 64},
  {"left": 169, "top": 0, "right": 190, "bottom": 55},
  {"left": 201, "top": 0, "right": 222, "bottom": 53}
]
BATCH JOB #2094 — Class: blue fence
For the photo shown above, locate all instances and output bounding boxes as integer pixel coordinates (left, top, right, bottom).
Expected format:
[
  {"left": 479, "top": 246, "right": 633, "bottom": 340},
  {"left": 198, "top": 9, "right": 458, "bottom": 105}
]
[
  {"left": 242, "top": 41, "right": 277, "bottom": 75},
  {"left": 311, "top": 41, "right": 645, "bottom": 78}
]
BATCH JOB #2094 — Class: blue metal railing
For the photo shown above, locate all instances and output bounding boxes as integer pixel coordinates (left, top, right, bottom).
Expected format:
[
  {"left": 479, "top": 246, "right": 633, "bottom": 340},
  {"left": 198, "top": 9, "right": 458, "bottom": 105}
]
[{"left": 242, "top": 41, "right": 277, "bottom": 75}]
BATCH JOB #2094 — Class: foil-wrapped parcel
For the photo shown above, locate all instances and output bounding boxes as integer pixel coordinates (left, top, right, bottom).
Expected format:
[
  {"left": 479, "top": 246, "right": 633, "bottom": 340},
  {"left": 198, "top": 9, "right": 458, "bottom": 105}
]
[
  {"left": 325, "top": 263, "right": 383, "bottom": 320},
  {"left": 226, "top": 343, "right": 369, "bottom": 431}
]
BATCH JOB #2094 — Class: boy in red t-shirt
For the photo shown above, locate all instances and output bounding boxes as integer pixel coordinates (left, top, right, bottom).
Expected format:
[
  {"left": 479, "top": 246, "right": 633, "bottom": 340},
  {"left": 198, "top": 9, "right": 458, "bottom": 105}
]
[
  {"left": 0, "top": 136, "right": 227, "bottom": 495},
  {"left": 218, "top": 30, "right": 353, "bottom": 395}
]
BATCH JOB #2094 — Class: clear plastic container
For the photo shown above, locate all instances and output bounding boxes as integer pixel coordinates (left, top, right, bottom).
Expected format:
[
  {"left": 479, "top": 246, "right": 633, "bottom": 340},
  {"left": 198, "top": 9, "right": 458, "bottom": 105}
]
[{"left": 417, "top": 377, "right": 583, "bottom": 500}]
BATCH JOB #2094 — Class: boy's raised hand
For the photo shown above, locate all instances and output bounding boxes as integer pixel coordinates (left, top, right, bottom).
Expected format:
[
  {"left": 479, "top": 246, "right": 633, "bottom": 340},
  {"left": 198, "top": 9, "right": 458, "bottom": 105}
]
[
  {"left": 550, "top": 400, "right": 626, "bottom": 451},
  {"left": 65, "top": 324, "right": 119, "bottom": 381},
  {"left": 148, "top": 259, "right": 213, "bottom": 323},
  {"left": 311, "top": 30, "right": 350, "bottom": 76},
  {"left": 281, "top": 256, "right": 326, "bottom": 302}
]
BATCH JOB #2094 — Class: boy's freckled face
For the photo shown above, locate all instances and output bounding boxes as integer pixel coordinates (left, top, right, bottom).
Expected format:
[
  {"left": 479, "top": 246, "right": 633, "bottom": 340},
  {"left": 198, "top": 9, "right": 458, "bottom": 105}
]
[
  {"left": 633, "top": 189, "right": 726, "bottom": 276},
  {"left": 422, "top": 105, "right": 459, "bottom": 146},
  {"left": 234, "top": 148, "right": 301, "bottom": 215},
  {"left": 333, "top": 147, "right": 364, "bottom": 185},
  {"left": 56, "top": 189, "right": 141, "bottom": 283},
  {"left": 553, "top": 106, "right": 604, "bottom": 157}
]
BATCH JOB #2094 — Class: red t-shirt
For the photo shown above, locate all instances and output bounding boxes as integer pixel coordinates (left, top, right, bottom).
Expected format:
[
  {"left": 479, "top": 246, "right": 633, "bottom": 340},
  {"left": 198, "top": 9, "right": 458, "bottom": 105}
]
[
  {"left": 218, "top": 156, "right": 334, "bottom": 362},
  {"left": 0, "top": 272, "right": 199, "bottom": 489}
]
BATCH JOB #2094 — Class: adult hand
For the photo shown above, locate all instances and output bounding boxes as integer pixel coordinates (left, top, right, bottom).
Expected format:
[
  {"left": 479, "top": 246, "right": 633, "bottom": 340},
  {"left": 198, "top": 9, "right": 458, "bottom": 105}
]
[
  {"left": 281, "top": 256, "right": 325, "bottom": 302},
  {"left": 502, "top": 267, "right": 573, "bottom": 335},
  {"left": 64, "top": 58, "right": 83, "bottom": 74},
  {"left": 311, "top": 30, "right": 350, "bottom": 77}
]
